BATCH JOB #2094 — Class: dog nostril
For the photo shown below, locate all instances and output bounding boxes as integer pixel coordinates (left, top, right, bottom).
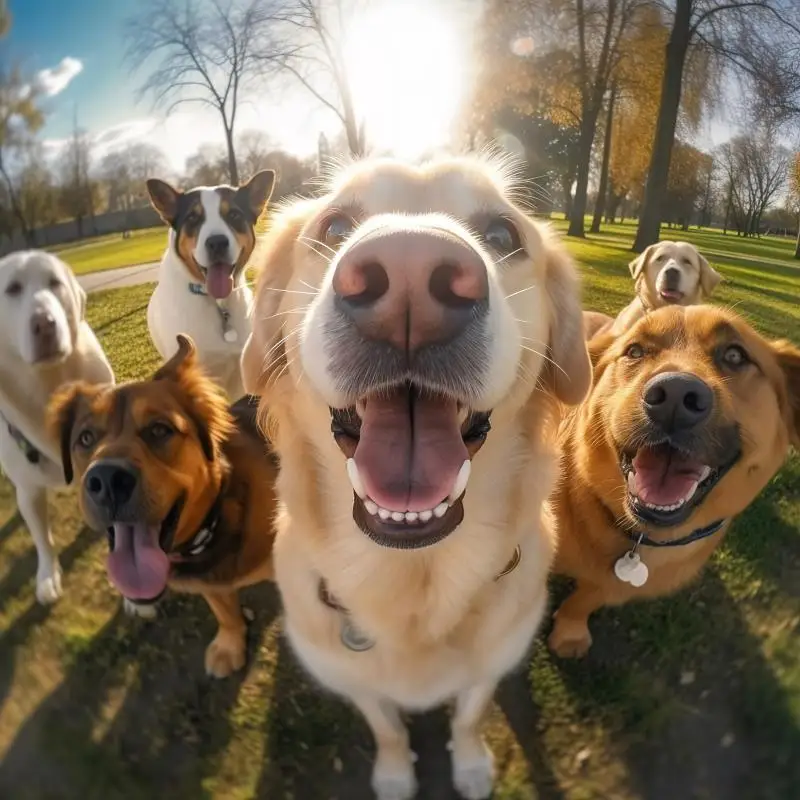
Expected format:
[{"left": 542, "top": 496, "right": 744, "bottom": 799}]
[
  {"left": 429, "top": 262, "right": 480, "bottom": 309},
  {"left": 644, "top": 385, "right": 667, "bottom": 406},
  {"left": 683, "top": 391, "right": 706, "bottom": 414},
  {"left": 341, "top": 261, "right": 389, "bottom": 307},
  {"left": 111, "top": 470, "right": 136, "bottom": 502},
  {"left": 87, "top": 475, "right": 103, "bottom": 496}
]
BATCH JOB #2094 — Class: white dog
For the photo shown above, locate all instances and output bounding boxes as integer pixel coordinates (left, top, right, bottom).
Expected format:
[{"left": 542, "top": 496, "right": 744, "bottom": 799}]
[
  {"left": 0, "top": 250, "right": 114, "bottom": 603},
  {"left": 146, "top": 171, "right": 275, "bottom": 400}
]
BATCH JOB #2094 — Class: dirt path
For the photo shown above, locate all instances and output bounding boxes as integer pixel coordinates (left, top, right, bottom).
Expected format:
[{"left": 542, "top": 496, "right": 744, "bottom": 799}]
[{"left": 78, "top": 263, "right": 159, "bottom": 293}]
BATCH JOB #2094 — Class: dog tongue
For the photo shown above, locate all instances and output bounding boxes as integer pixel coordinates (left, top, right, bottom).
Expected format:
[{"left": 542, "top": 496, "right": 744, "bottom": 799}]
[
  {"left": 106, "top": 523, "right": 170, "bottom": 600},
  {"left": 354, "top": 388, "right": 467, "bottom": 512},
  {"left": 660, "top": 289, "right": 683, "bottom": 302},
  {"left": 631, "top": 446, "right": 706, "bottom": 506},
  {"left": 206, "top": 264, "right": 234, "bottom": 299}
]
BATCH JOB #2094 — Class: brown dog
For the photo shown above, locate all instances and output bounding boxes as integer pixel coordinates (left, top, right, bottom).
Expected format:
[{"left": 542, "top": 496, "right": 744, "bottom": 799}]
[
  {"left": 47, "top": 335, "right": 278, "bottom": 677},
  {"left": 584, "top": 241, "right": 722, "bottom": 340},
  {"left": 549, "top": 305, "right": 800, "bottom": 658}
]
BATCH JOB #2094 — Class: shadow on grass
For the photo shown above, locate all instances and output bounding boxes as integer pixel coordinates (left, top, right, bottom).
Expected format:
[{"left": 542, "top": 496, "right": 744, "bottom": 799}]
[
  {"left": 0, "top": 510, "right": 21, "bottom": 544},
  {"left": 0, "top": 583, "right": 280, "bottom": 800},
  {"left": 93, "top": 304, "right": 149, "bottom": 335},
  {"left": 545, "top": 496, "right": 800, "bottom": 800}
]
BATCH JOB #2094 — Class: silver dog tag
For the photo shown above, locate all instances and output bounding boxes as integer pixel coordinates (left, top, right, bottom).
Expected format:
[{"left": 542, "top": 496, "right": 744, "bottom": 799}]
[
  {"left": 340, "top": 618, "right": 375, "bottom": 652},
  {"left": 223, "top": 328, "right": 238, "bottom": 343}
]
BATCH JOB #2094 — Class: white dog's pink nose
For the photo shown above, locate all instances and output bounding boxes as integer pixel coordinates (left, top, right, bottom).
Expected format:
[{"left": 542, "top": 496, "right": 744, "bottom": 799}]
[{"left": 331, "top": 228, "right": 488, "bottom": 353}]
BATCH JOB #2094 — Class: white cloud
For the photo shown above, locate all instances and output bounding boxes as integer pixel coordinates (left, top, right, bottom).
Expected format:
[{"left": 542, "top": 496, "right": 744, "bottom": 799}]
[{"left": 36, "top": 57, "right": 83, "bottom": 97}]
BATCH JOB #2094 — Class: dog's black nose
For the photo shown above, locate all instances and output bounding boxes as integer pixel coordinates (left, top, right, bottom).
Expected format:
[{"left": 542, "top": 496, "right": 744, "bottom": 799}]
[
  {"left": 206, "top": 234, "right": 230, "bottom": 260},
  {"left": 663, "top": 267, "right": 681, "bottom": 289},
  {"left": 643, "top": 372, "right": 713, "bottom": 432},
  {"left": 85, "top": 461, "right": 139, "bottom": 510}
]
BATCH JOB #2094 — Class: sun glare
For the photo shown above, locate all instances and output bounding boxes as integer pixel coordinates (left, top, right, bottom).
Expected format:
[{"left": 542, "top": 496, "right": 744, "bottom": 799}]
[{"left": 344, "top": 3, "right": 467, "bottom": 158}]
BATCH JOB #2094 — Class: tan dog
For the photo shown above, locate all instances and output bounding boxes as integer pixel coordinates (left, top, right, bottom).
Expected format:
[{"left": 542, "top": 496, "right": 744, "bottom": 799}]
[
  {"left": 585, "top": 241, "right": 722, "bottom": 339},
  {"left": 548, "top": 305, "right": 800, "bottom": 659},
  {"left": 241, "top": 156, "right": 591, "bottom": 799},
  {"left": 47, "top": 335, "right": 278, "bottom": 678}
]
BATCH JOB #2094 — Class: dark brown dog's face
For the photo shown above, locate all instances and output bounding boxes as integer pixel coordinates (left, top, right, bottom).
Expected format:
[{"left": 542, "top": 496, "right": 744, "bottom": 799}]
[
  {"left": 585, "top": 306, "right": 800, "bottom": 530},
  {"left": 47, "top": 336, "right": 232, "bottom": 601},
  {"left": 146, "top": 170, "right": 275, "bottom": 300}
]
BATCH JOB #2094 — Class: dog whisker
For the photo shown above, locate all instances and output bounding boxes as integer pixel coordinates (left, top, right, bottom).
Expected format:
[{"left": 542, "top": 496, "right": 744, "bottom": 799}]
[
  {"left": 505, "top": 284, "right": 537, "bottom": 300},
  {"left": 519, "top": 344, "right": 568, "bottom": 380},
  {"left": 299, "top": 235, "right": 337, "bottom": 257}
]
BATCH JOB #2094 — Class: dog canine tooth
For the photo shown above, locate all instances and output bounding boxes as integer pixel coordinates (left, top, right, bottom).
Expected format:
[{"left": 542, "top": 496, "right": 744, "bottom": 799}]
[
  {"left": 364, "top": 499, "right": 378, "bottom": 515},
  {"left": 448, "top": 459, "right": 471, "bottom": 503},
  {"left": 699, "top": 465, "right": 712, "bottom": 482},
  {"left": 433, "top": 502, "right": 448, "bottom": 519},
  {"left": 346, "top": 459, "right": 366, "bottom": 499},
  {"left": 626, "top": 471, "right": 637, "bottom": 494},
  {"left": 419, "top": 509, "right": 433, "bottom": 522}
]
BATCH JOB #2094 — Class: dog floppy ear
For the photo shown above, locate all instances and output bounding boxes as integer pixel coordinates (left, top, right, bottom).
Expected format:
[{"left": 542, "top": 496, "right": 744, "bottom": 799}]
[
  {"left": 46, "top": 382, "right": 90, "bottom": 484},
  {"left": 698, "top": 253, "right": 722, "bottom": 298},
  {"left": 146, "top": 178, "right": 181, "bottom": 225},
  {"left": 241, "top": 198, "right": 318, "bottom": 395},
  {"left": 237, "top": 169, "right": 276, "bottom": 221},
  {"left": 628, "top": 243, "right": 657, "bottom": 280},
  {"left": 542, "top": 237, "right": 592, "bottom": 405},
  {"left": 772, "top": 339, "right": 800, "bottom": 446},
  {"left": 154, "top": 333, "right": 197, "bottom": 381}
]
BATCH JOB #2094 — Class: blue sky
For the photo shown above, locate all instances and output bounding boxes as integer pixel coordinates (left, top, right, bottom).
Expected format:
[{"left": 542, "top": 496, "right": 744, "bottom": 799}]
[{"left": 6, "top": 0, "right": 738, "bottom": 177}]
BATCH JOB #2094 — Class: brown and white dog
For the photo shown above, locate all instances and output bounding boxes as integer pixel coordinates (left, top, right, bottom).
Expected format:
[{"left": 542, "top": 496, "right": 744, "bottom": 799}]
[
  {"left": 47, "top": 335, "right": 278, "bottom": 677},
  {"left": 146, "top": 172, "right": 275, "bottom": 399},
  {"left": 241, "top": 156, "right": 591, "bottom": 800},
  {"left": 584, "top": 240, "right": 722, "bottom": 339},
  {"left": 549, "top": 305, "right": 800, "bottom": 659}
]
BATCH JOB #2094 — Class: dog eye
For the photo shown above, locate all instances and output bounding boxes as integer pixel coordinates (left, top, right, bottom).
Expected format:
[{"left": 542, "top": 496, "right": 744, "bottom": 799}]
[
  {"left": 624, "top": 343, "right": 645, "bottom": 359},
  {"left": 185, "top": 211, "right": 201, "bottom": 226},
  {"left": 76, "top": 429, "right": 96, "bottom": 449},
  {"left": 5, "top": 281, "right": 21, "bottom": 297},
  {"left": 146, "top": 422, "right": 174, "bottom": 441},
  {"left": 483, "top": 218, "right": 522, "bottom": 256},
  {"left": 722, "top": 344, "right": 748, "bottom": 368},
  {"left": 228, "top": 208, "right": 243, "bottom": 222},
  {"left": 321, "top": 213, "right": 355, "bottom": 246},
  {"left": 49, "top": 277, "right": 63, "bottom": 290}
]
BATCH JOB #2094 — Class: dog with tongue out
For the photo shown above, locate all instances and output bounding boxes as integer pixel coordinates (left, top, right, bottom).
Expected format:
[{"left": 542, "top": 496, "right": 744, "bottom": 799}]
[{"left": 145, "top": 170, "right": 275, "bottom": 401}]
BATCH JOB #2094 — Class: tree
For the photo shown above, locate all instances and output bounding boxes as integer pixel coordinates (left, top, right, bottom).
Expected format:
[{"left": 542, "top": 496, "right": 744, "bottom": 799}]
[
  {"left": 59, "top": 117, "right": 99, "bottom": 238},
  {"left": 634, "top": 0, "right": 800, "bottom": 252},
  {"left": 101, "top": 143, "right": 168, "bottom": 211},
  {"left": 790, "top": 152, "right": 800, "bottom": 258},
  {"left": 184, "top": 144, "right": 229, "bottom": 187},
  {"left": 125, "top": 0, "right": 281, "bottom": 185},
  {"left": 663, "top": 141, "right": 712, "bottom": 229},
  {"left": 15, "top": 142, "right": 59, "bottom": 236},
  {"left": 236, "top": 129, "right": 277, "bottom": 179},
  {"left": 268, "top": 0, "right": 366, "bottom": 157}
]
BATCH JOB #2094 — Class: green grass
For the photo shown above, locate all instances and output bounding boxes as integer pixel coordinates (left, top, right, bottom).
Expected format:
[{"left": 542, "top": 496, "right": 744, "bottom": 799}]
[
  {"left": 1, "top": 221, "right": 799, "bottom": 798},
  {"left": 49, "top": 227, "right": 167, "bottom": 275}
]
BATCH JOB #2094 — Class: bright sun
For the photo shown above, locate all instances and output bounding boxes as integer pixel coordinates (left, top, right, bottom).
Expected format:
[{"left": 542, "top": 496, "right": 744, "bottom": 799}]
[{"left": 344, "top": 3, "right": 467, "bottom": 158}]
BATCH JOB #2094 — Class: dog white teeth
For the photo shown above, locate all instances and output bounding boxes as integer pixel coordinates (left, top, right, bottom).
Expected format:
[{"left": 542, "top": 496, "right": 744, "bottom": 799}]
[
  {"left": 378, "top": 508, "right": 391, "bottom": 520},
  {"left": 433, "top": 502, "right": 449, "bottom": 519},
  {"left": 391, "top": 511, "right": 405, "bottom": 522},
  {"left": 419, "top": 509, "right": 433, "bottom": 522},
  {"left": 364, "top": 499, "right": 378, "bottom": 515},
  {"left": 699, "top": 466, "right": 712, "bottom": 482},
  {"left": 405, "top": 511, "right": 418, "bottom": 522},
  {"left": 448, "top": 459, "right": 471, "bottom": 503},
  {"left": 346, "top": 459, "right": 366, "bottom": 499},
  {"left": 627, "top": 471, "right": 637, "bottom": 494}
]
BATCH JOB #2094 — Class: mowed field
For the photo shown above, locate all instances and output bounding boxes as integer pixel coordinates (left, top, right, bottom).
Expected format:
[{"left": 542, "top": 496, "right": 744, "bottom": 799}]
[
  {"left": 48, "top": 227, "right": 166, "bottom": 275},
  {"left": 0, "top": 220, "right": 798, "bottom": 799}
]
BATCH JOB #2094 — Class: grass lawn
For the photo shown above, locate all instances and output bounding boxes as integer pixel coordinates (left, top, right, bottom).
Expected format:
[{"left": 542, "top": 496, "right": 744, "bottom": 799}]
[
  {"left": 1, "top": 221, "right": 799, "bottom": 799},
  {"left": 49, "top": 227, "right": 167, "bottom": 275}
]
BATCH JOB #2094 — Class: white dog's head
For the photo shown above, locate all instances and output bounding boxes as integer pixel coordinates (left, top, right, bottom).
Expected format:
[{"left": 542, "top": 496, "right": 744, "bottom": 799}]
[
  {"left": 242, "top": 156, "right": 591, "bottom": 549},
  {"left": 0, "top": 250, "right": 86, "bottom": 366},
  {"left": 629, "top": 241, "right": 721, "bottom": 308}
]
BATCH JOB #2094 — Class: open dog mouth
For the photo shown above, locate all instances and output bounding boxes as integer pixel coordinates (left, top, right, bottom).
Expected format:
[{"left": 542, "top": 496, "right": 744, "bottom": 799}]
[
  {"left": 659, "top": 289, "right": 684, "bottom": 303},
  {"left": 330, "top": 383, "right": 492, "bottom": 549},
  {"left": 200, "top": 262, "right": 236, "bottom": 299},
  {"left": 620, "top": 442, "right": 737, "bottom": 527},
  {"left": 105, "top": 496, "right": 183, "bottom": 602}
]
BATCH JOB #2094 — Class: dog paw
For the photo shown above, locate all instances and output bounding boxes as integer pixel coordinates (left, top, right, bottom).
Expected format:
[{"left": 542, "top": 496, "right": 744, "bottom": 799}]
[
  {"left": 123, "top": 598, "right": 158, "bottom": 619},
  {"left": 371, "top": 756, "right": 418, "bottom": 800},
  {"left": 452, "top": 739, "right": 494, "bottom": 800},
  {"left": 547, "top": 621, "right": 592, "bottom": 659},
  {"left": 205, "top": 631, "right": 246, "bottom": 679},
  {"left": 35, "top": 564, "right": 62, "bottom": 605}
]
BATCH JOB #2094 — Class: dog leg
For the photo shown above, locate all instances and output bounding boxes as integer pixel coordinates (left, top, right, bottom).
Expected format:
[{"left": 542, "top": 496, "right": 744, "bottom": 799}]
[
  {"left": 449, "top": 681, "right": 496, "bottom": 800},
  {"left": 548, "top": 583, "right": 605, "bottom": 658},
  {"left": 351, "top": 694, "right": 417, "bottom": 800},
  {"left": 202, "top": 590, "right": 247, "bottom": 678},
  {"left": 17, "top": 485, "right": 62, "bottom": 604}
]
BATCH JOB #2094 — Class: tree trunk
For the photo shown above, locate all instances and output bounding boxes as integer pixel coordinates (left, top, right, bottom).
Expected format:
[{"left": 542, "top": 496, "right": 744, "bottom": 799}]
[
  {"left": 632, "top": 0, "right": 692, "bottom": 252},
  {"left": 794, "top": 220, "right": 800, "bottom": 259},
  {"left": 590, "top": 86, "right": 616, "bottom": 234},
  {"left": 223, "top": 124, "right": 239, "bottom": 185},
  {"left": 568, "top": 110, "right": 601, "bottom": 238}
]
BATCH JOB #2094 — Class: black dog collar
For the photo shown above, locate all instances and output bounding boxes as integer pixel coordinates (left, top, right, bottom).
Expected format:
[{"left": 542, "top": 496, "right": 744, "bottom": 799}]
[{"left": 623, "top": 518, "right": 727, "bottom": 548}]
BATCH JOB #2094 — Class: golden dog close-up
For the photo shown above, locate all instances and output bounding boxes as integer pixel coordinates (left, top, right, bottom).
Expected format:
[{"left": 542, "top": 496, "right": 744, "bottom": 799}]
[
  {"left": 47, "top": 335, "right": 278, "bottom": 678},
  {"left": 241, "top": 155, "right": 591, "bottom": 800},
  {"left": 549, "top": 305, "right": 800, "bottom": 659}
]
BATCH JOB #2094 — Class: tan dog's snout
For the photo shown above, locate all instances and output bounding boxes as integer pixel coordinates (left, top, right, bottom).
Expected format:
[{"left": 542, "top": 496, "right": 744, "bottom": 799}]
[{"left": 332, "top": 228, "right": 489, "bottom": 352}]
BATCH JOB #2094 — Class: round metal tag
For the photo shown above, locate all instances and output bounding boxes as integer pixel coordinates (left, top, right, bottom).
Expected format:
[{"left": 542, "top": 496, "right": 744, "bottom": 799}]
[{"left": 340, "top": 618, "right": 375, "bottom": 652}]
